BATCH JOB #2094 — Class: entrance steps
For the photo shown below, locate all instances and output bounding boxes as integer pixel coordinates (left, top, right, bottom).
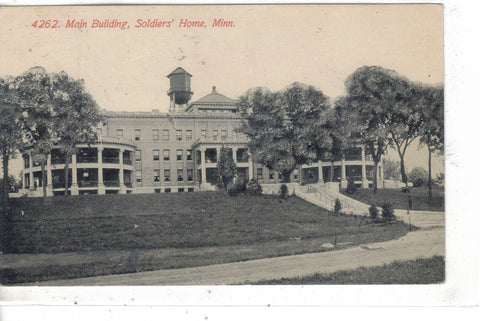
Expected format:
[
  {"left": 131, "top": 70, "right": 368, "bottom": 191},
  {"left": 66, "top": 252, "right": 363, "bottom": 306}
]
[{"left": 296, "top": 183, "right": 370, "bottom": 216}]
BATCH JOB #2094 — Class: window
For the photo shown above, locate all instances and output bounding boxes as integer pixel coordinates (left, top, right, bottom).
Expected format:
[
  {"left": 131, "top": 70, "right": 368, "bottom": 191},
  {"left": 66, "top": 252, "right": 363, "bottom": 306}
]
[
  {"left": 257, "top": 168, "right": 263, "bottom": 180},
  {"left": 165, "top": 188, "right": 171, "bottom": 193},
  {"left": 293, "top": 170, "right": 298, "bottom": 180},
  {"left": 269, "top": 170, "right": 275, "bottom": 180},
  {"left": 163, "top": 129, "right": 169, "bottom": 141},
  {"left": 135, "top": 129, "right": 141, "bottom": 141},
  {"left": 221, "top": 130, "right": 227, "bottom": 140},
  {"left": 177, "top": 169, "right": 184, "bottom": 182},
  {"left": 201, "top": 129, "right": 207, "bottom": 139},
  {"left": 116, "top": 129, "right": 123, "bottom": 138},
  {"left": 135, "top": 170, "right": 142, "bottom": 182},
  {"left": 135, "top": 150, "right": 142, "bottom": 161},
  {"left": 178, "top": 188, "right": 184, "bottom": 192},
  {"left": 176, "top": 149, "right": 183, "bottom": 161},
  {"left": 154, "top": 169, "right": 160, "bottom": 182},
  {"left": 213, "top": 130, "right": 218, "bottom": 141},
  {"left": 153, "top": 149, "right": 160, "bottom": 161},
  {"left": 164, "top": 169, "right": 170, "bottom": 182},
  {"left": 186, "top": 150, "right": 192, "bottom": 161},
  {"left": 187, "top": 169, "right": 194, "bottom": 182},
  {"left": 176, "top": 130, "right": 182, "bottom": 141},
  {"left": 188, "top": 188, "right": 194, "bottom": 192},
  {"left": 152, "top": 129, "right": 159, "bottom": 141},
  {"left": 186, "top": 130, "right": 192, "bottom": 141},
  {"left": 163, "top": 150, "right": 170, "bottom": 161},
  {"left": 97, "top": 128, "right": 103, "bottom": 137}
]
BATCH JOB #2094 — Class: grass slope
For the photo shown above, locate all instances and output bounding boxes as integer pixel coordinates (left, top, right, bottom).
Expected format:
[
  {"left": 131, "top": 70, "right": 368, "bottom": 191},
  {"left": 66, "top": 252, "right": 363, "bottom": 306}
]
[
  {"left": 343, "top": 187, "right": 444, "bottom": 212},
  {"left": 251, "top": 256, "right": 445, "bottom": 284},
  {"left": 1, "top": 192, "right": 411, "bottom": 284}
]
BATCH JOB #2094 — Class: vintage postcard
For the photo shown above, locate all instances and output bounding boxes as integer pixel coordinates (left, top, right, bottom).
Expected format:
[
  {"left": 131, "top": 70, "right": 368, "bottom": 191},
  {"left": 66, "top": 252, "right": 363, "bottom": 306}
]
[{"left": 0, "top": 1, "right": 474, "bottom": 316}]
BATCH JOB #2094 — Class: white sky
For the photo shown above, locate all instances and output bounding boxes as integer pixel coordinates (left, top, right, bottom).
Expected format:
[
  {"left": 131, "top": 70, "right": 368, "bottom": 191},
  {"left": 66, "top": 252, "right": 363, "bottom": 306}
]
[{"left": 0, "top": 4, "right": 444, "bottom": 176}]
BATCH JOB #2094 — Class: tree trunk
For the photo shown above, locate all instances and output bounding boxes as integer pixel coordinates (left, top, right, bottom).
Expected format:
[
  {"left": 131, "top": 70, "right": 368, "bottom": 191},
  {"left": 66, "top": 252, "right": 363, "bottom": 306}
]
[
  {"left": 41, "top": 161, "right": 47, "bottom": 204},
  {"left": 1, "top": 149, "right": 10, "bottom": 208},
  {"left": 373, "top": 159, "right": 379, "bottom": 194},
  {"left": 399, "top": 155, "right": 408, "bottom": 186},
  {"left": 281, "top": 168, "right": 294, "bottom": 183},
  {"left": 428, "top": 145, "right": 432, "bottom": 202}
]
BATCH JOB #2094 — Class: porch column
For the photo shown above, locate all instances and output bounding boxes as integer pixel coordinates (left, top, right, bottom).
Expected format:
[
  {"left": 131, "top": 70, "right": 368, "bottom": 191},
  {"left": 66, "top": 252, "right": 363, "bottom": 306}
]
[
  {"left": 317, "top": 160, "right": 324, "bottom": 184},
  {"left": 361, "top": 147, "right": 368, "bottom": 188},
  {"left": 248, "top": 152, "right": 254, "bottom": 181},
  {"left": 216, "top": 147, "right": 221, "bottom": 163},
  {"left": 22, "top": 169, "right": 25, "bottom": 190},
  {"left": 119, "top": 148, "right": 126, "bottom": 194},
  {"left": 97, "top": 147, "right": 105, "bottom": 195},
  {"left": 340, "top": 157, "right": 347, "bottom": 188},
  {"left": 46, "top": 154, "right": 53, "bottom": 196},
  {"left": 200, "top": 148, "right": 206, "bottom": 183},
  {"left": 28, "top": 151, "right": 34, "bottom": 191},
  {"left": 71, "top": 153, "right": 79, "bottom": 195}
]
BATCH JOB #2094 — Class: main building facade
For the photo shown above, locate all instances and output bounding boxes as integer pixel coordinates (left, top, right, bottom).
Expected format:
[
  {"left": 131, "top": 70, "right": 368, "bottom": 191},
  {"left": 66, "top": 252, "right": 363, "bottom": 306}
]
[{"left": 20, "top": 67, "right": 384, "bottom": 196}]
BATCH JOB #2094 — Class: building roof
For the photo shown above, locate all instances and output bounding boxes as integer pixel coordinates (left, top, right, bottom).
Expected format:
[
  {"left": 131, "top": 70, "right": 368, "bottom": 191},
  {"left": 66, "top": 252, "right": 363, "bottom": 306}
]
[
  {"left": 166, "top": 67, "right": 192, "bottom": 77},
  {"left": 191, "top": 86, "right": 238, "bottom": 105}
]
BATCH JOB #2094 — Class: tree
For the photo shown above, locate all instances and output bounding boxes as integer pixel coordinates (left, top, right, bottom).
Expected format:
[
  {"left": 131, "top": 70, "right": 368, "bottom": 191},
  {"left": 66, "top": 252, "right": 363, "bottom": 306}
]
[
  {"left": 383, "top": 158, "right": 401, "bottom": 181},
  {"left": 344, "top": 66, "right": 397, "bottom": 193},
  {"left": 417, "top": 85, "right": 444, "bottom": 201},
  {"left": 327, "top": 96, "right": 361, "bottom": 182},
  {"left": 386, "top": 80, "right": 424, "bottom": 186},
  {"left": 50, "top": 71, "right": 103, "bottom": 196},
  {"left": 409, "top": 167, "right": 428, "bottom": 187},
  {"left": 15, "top": 67, "right": 57, "bottom": 203},
  {"left": 239, "top": 83, "right": 330, "bottom": 182},
  {"left": 346, "top": 66, "right": 425, "bottom": 191},
  {"left": 216, "top": 146, "right": 236, "bottom": 190},
  {"left": 0, "top": 76, "right": 24, "bottom": 207}
]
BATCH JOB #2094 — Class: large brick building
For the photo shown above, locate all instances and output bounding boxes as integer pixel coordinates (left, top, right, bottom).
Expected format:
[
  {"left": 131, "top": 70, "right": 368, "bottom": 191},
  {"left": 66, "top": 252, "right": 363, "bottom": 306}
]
[{"left": 20, "top": 67, "right": 383, "bottom": 196}]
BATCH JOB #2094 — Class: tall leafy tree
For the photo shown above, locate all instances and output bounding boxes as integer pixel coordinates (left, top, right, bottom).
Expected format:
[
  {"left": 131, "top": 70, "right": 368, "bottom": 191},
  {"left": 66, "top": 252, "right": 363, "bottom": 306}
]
[
  {"left": 50, "top": 71, "right": 103, "bottom": 196},
  {"left": 344, "top": 66, "right": 398, "bottom": 193},
  {"left": 387, "top": 80, "right": 424, "bottom": 185},
  {"left": 15, "top": 67, "right": 56, "bottom": 203},
  {"left": 239, "top": 83, "right": 330, "bottom": 182},
  {"left": 216, "top": 146, "right": 236, "bottom": 190},
  {"left": 0, "top": 76, "right": 24, "bottom": 207},
  {"left": 417, "top": 85, "right": 444, "bottom": 201}
]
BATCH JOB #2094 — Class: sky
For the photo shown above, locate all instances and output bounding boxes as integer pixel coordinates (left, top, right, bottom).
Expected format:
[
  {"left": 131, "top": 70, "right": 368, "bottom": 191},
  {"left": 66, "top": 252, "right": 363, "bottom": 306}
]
[{"left": 0, "top": 4, "right": 444, "bottom": 177}]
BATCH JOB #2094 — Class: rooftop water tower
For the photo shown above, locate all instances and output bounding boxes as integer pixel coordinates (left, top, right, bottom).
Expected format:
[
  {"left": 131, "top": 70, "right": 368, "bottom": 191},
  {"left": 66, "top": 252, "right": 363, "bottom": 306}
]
[{"left": 167, "top": 67, "right": 193, "bottom": 112}]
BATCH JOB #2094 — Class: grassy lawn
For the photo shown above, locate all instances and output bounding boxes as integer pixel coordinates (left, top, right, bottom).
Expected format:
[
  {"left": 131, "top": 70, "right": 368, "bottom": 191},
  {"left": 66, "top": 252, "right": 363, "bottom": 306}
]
[
  {"left": 342, "top": 186, "right": 444, "bottom": 212},
  {"left": 250, "top": 256, "right": 445, "bottom": 284},
  {"left": 1, "top": 192, "right": 411, "bottom": 284}
]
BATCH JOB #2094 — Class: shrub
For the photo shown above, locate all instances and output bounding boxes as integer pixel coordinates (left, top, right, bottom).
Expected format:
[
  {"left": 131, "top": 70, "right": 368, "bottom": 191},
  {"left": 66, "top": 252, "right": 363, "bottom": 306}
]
[
  {"left": 227, "top": 181, "right": 246, "bottom": 196},
  {"left": 369, "top": 204, "right": 379, "bottom": 220},
  {"left": 246, "top": 179, "right": 262, "bottom": 195},
  {"left": 408, "top": 167, "right": 428, "bottom": 187},
  {"left": 381, "top": 202, "right": 395, "bottom": 221},
  {"left": 346, "top": 179, "right": 357, "bottom": 195},
  {"left": 280, "top": 184, "right": 289, "bottom": 199},
  {"left": 334, "top": 198, "right": 341, "bottom": 215}
]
